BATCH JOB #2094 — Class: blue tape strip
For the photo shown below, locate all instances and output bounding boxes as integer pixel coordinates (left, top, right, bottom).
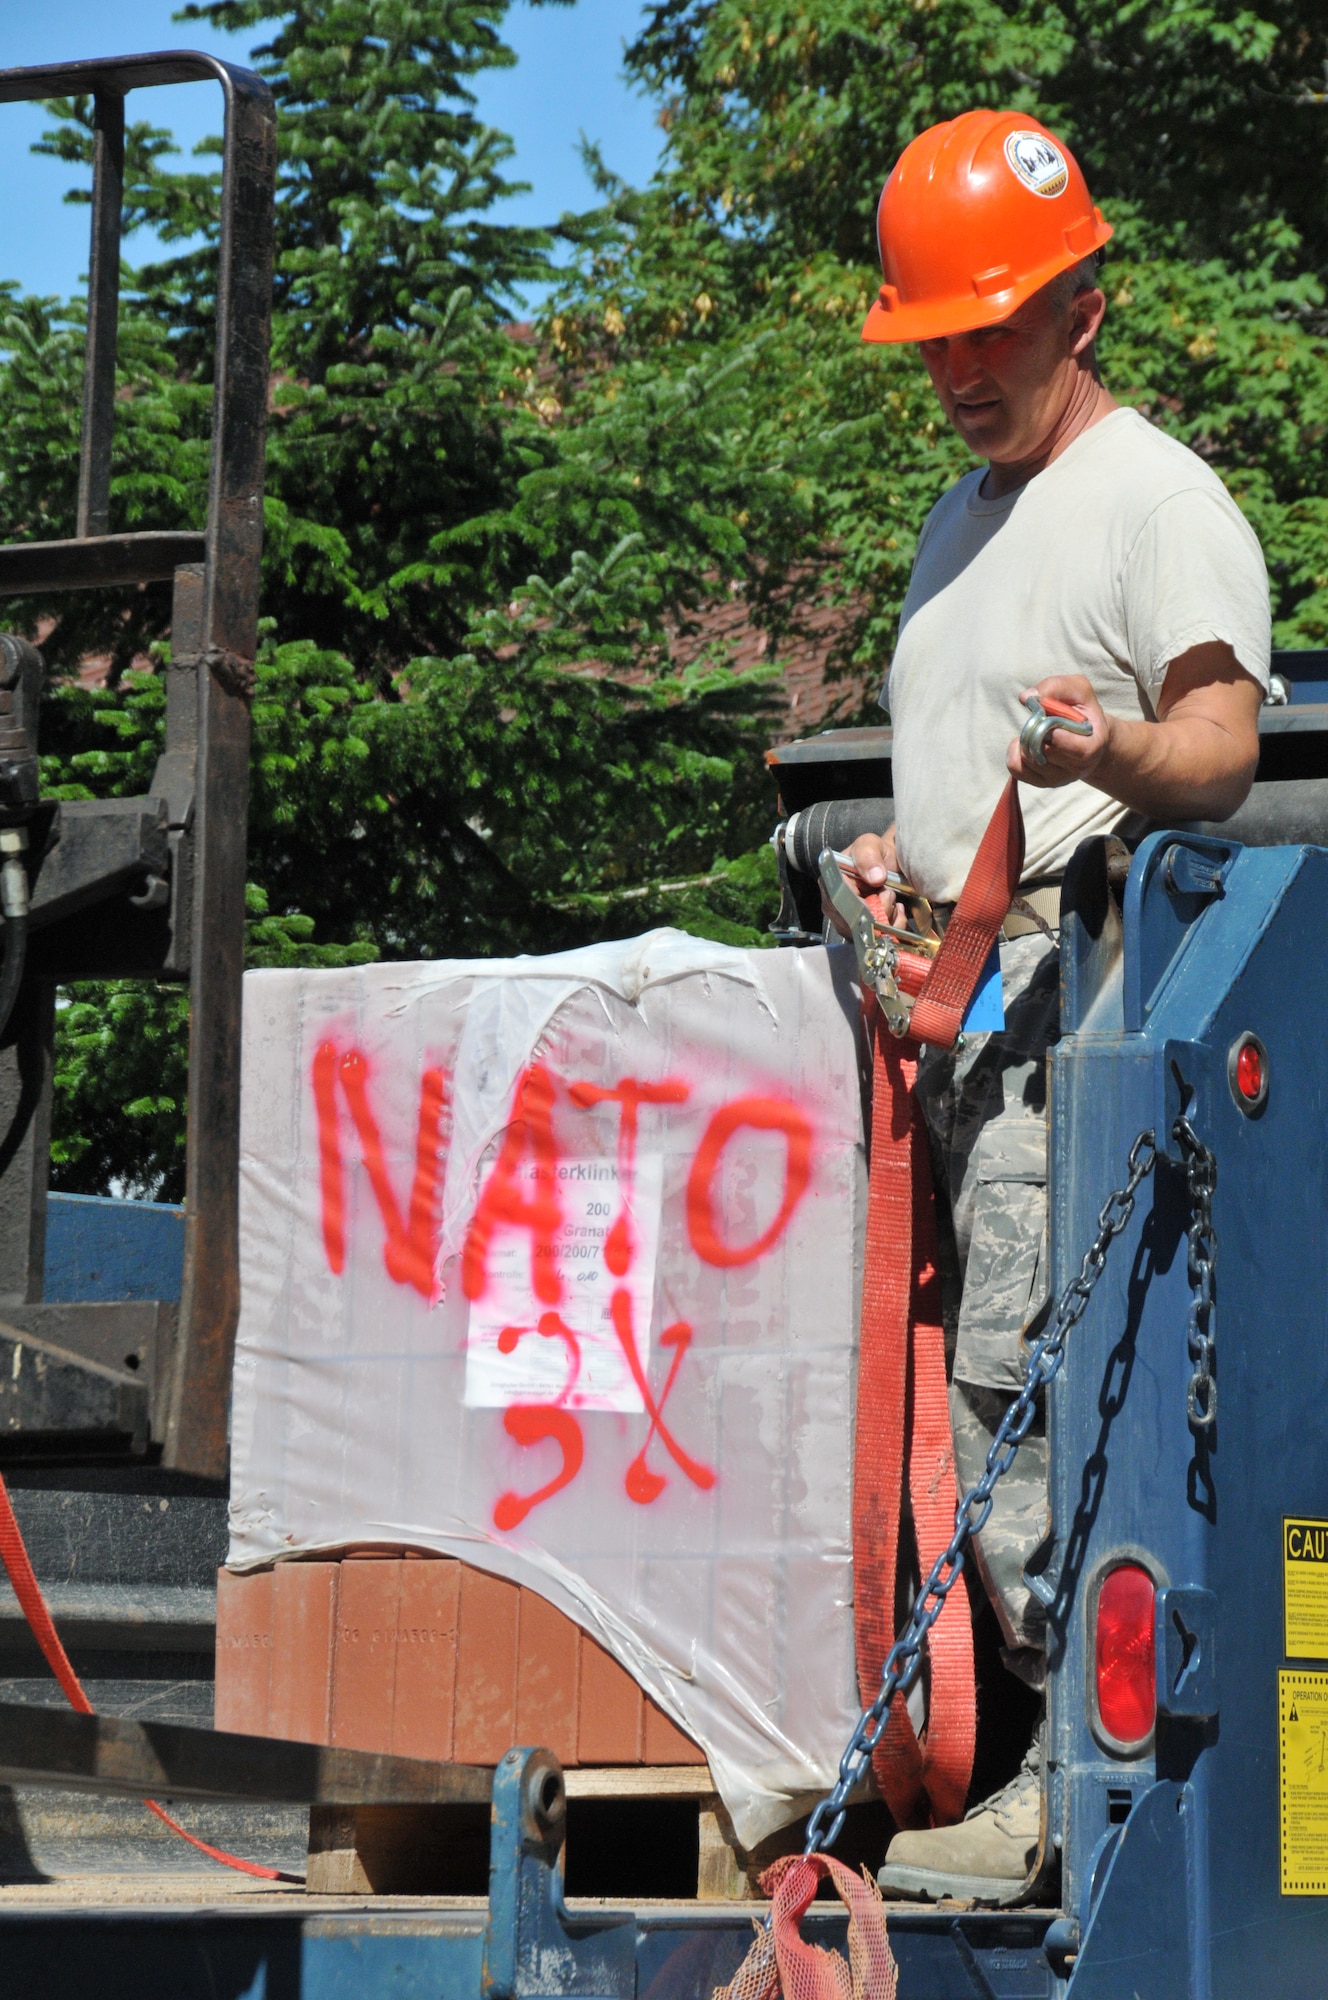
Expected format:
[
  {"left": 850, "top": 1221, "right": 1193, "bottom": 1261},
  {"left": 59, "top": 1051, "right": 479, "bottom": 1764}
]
[{"left": 960, "top": 943, "right": 1004, "bottom": 1034}]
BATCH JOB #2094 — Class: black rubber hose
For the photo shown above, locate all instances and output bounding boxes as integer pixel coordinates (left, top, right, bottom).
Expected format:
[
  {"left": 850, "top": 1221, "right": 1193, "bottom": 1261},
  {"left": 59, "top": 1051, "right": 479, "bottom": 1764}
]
[
  {"left": 1180, "top": 778, "right": 1328, "bottom": 849},
  {"left": 0, "top": 913, "right": 28, "bottom": 1043},
  {"left": 785, "top": 797, "right": 893, "bottom": 877},
  {"left": 785, "top": 778, "right": 1328, "bottom": 880}
]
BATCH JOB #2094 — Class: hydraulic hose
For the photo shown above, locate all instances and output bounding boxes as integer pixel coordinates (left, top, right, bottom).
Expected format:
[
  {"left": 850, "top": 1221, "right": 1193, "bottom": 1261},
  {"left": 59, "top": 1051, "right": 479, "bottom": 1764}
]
[
  {"left": 784, "top": 797, "right": 893, "bottom": 878},
  {"left": 0, "top": 827, "right": 30, "bottom": 1042}
]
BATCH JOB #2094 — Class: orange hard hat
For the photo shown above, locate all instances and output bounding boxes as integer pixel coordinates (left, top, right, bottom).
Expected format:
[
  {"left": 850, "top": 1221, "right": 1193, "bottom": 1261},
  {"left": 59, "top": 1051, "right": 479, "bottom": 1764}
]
[{"left": 862, "top": 109, "right": 1112, "bottom": 345}]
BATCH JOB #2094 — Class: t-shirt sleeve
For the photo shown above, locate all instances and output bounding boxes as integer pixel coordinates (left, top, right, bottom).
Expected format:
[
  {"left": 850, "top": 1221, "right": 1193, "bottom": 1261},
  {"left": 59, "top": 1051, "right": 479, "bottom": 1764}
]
[{"left": 1121, "top": 485, "right": 1272, "bottom": 697}]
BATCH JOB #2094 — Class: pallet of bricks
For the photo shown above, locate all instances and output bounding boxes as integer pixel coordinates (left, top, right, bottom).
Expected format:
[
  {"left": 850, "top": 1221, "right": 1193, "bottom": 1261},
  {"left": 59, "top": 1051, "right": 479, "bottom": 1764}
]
[
  {"left": 226, "top": 934, "right": 870, "bottom": 1895},
  {"left": 216, "top": 1554, "right": 763, "bottom": 1898}
]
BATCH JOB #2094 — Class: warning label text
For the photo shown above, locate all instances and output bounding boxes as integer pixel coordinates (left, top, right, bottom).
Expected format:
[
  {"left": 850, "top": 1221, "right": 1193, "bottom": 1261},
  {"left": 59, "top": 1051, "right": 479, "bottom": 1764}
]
[
  {"left": 1285, "top": 1519, "right": 1328, "bottom": 1660},
  {"left": 1280, "top": 1671, "right": 1328, "bottom": 1894}
]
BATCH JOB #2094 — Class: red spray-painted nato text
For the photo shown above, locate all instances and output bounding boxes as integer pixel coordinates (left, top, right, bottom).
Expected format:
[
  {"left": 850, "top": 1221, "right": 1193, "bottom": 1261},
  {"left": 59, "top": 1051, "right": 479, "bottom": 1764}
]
[{"left": 312, "top": 1046, "right": 813, "bottom": 1531}]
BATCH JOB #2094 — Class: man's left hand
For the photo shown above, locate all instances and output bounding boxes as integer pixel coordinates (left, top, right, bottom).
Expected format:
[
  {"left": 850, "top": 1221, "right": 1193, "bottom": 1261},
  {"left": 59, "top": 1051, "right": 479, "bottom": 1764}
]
[
  {"left": 1007, "top": 674, "right": 1111, "bottom": 788},
  {"left": 1004, "top": 645, "right": 1261, "bottom": 821}
]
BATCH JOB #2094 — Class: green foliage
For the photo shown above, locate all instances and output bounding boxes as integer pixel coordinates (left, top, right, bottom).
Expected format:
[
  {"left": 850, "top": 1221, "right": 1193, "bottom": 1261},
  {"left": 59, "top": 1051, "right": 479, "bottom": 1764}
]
[
  {"left": 543, "top": 0, "right": 1328, "bottom": 672},
  {"left": 623, "top": 0, "right": 1328, "bottom": 274},
  {"left": 1, "top": 0, "right": 788, "bottom": 1193},
  {"left": 51, "top": 983, "right": 191, "bottom": 1199},
  {"left": 3, "top": 0, "right": 1327, "bottom": 1194}
]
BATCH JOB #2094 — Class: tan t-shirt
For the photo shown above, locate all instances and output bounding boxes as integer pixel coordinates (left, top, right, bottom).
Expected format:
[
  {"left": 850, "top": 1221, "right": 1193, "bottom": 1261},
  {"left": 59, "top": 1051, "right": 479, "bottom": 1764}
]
[{"left": 884, "top": 407, "right": 1272, "bottom": 902}]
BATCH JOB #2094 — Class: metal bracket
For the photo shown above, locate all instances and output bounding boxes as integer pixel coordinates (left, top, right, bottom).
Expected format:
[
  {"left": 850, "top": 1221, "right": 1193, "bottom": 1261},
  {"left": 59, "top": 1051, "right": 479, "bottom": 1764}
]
[
  {"left": 482, "top": 1747, "right": 634, "bottom": 2000},
  {"left": 1155, "top": 1586, "right": 1218, "bottom": 1720},
  {"left": 1161, "top": 1040, "right": 1210, "bottom": 1165}
]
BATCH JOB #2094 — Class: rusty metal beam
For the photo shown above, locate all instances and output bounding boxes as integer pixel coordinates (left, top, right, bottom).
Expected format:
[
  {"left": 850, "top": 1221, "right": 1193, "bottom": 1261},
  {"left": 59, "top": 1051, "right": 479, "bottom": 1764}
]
[
  {"left": 163, "top": 61, "right": 276, "bottom": 1478},
  {"left": 76, "top": 90, "right": 125, "bottom": 540},
  {"left": 0, "top": 1701, "right": 497, "bottom": 1807},
  {"left": 0, "top": 534, "right": 205, "bottom": 598}
]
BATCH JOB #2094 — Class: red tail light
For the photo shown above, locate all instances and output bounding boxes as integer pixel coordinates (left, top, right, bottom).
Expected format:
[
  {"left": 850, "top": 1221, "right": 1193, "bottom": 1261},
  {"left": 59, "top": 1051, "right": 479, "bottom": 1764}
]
[
  {"left": 1095, "top": 1564, "right": 1156, "bottom": 1745},
  {"left": 1235, "top": 1041, "right": 1264, "bottom": 1102}
]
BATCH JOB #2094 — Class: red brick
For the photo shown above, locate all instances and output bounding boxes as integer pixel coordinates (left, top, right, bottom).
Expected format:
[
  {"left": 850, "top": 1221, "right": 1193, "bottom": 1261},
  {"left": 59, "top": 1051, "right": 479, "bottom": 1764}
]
[
  {"left": 644, "top": 1695, "right": 706, "bottom": 1766},
  {"left": 453, "top": 1567, "right": 520, "bottom": 1764},
  {"left": 392, "top": 1557, "right": 461, "bottom": 1762},
  {"left": 515, "top": 1588, "right": 580, "bottom": 1764},
  {"left": 331, "top": 1558, "right": 402, "bottom": 1753},
  {"left": 269, "top": 1560, "right": 339, "bottom": 1745},
  {"left": 577, "top": 1633, "right": 643, "bottom": 1765},
  {"left": 214, "top": 1567, "right": 274, "bottom": 1737}
]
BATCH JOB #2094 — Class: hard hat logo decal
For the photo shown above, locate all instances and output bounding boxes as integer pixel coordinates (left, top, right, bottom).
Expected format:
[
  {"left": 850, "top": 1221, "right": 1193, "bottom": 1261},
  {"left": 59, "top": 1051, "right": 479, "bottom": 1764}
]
[{"left": 1003, "top": 130, "right": 1069, "bottom": 199}]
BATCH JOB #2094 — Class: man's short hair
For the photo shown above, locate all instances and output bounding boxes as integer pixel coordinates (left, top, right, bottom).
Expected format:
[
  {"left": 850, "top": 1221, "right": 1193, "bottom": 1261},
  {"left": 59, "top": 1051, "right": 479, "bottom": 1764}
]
[{"left": 1048, "top": 253, "right": 1102, "bottom": 314}]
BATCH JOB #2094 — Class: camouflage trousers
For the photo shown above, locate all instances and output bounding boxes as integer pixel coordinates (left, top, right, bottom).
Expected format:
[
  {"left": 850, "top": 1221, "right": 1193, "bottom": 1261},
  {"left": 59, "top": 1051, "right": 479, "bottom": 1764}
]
[{"left": 914, "top": 931, "right": 1060, "bottom": 1676}]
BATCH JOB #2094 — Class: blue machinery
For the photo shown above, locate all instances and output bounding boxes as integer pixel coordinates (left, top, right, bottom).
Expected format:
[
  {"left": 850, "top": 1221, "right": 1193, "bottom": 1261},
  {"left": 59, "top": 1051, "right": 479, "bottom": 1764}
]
[
  {"left": 2, "top": 822, "right": 1326, "bottom": 1997},
  {"left": 1044, "top": 823, "right": 1328, "bottom": 1995}
]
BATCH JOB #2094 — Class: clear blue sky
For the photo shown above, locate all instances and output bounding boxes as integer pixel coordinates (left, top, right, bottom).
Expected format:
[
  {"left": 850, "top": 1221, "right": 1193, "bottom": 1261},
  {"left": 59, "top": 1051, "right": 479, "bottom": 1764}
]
[{"left": 0, "top": 0, "right": 664, "bottom": 301}]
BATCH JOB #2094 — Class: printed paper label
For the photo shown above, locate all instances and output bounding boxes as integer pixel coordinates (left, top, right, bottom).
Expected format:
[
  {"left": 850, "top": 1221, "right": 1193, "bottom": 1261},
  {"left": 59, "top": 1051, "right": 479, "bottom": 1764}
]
[{"left": 464, "top": 1155, "right": 661, "bottom": 1411}]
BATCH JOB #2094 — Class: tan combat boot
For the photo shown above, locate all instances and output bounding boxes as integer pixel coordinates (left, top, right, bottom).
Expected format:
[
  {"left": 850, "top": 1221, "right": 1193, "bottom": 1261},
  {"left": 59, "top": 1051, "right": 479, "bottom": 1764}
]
[{"left": 877, "top": 1734, "right": 1043, "bottom": 1905}]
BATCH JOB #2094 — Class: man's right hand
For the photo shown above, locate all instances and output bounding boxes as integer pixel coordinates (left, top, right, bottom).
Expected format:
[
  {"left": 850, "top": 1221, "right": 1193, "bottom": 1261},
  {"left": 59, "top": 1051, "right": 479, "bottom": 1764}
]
[{"left": 820, "top": 827, "right": 900, "bottom": 938}]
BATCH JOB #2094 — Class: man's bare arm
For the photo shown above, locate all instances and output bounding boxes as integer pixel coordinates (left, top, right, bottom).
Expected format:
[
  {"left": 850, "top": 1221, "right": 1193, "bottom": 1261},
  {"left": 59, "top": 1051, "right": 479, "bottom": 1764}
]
[
  {"left": 1007, "top": 641, "right": 1262, "bottom": 821},
  {"left": 825, "top": 642, "right": 1258, "bottom": 939}
]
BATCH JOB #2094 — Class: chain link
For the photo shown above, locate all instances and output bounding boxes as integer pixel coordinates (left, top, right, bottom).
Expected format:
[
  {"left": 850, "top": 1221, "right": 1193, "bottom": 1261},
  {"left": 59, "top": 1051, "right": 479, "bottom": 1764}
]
[
  {"left": 1174, "top": 1116, "right": 1217, "bottom": 1431},
  {"left": 803, "top": 1127, "right": 1160, "bottom": 1860}
]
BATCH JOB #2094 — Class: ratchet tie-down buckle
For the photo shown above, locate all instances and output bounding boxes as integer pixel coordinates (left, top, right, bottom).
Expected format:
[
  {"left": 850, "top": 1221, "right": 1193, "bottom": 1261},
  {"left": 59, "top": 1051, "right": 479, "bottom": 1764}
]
[{"left": 817, "top": 849, "right": 939, "bottom": 1039}]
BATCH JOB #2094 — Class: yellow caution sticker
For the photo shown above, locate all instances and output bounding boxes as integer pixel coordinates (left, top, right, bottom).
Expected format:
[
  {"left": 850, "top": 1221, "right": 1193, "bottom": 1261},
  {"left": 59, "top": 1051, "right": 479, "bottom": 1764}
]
[
  {"left": 1279, "top": 1671, "right": 1328, "bottom": 1894},
  {"left": 1285, "top": 1519, "right": 1328, "bottom": 1658}
]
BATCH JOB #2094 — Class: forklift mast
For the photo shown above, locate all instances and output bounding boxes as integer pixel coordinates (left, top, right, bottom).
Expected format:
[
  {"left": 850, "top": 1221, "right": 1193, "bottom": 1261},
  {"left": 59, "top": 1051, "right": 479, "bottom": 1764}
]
[{"left": 0, "top": 54, "right": 275, "bottom": 1479}]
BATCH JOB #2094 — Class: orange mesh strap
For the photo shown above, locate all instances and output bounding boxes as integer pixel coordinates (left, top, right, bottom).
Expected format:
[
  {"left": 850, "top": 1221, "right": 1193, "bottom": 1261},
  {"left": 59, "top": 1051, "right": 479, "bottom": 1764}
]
[
  {"left": 909, "top": 777, "right": 1024, "bottom": 1050},
  {"left": 0, "top": 1469, "right": 295, "bottom": 1882},
  {"left": 712, "top": 1850, "right": 899, "bottom": 2000},
  {"left": 767, "top": 1853, "right": 899, "bottom": 2000}
]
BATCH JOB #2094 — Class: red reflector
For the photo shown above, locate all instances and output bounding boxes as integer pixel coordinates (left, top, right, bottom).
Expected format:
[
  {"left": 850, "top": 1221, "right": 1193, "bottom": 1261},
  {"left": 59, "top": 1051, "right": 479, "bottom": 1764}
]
[
  {"left": 1236, "top": 1041, "right": 1263, "bottom": 1101},
  {"left": 1095, "top": 1564, "right": 1156, "bottom": 1744}
]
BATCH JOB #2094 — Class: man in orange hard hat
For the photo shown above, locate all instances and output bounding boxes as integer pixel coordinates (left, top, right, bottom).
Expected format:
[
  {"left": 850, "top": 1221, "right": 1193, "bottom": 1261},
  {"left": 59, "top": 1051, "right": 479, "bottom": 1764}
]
[{"left": 840, "top": 110, "right": 1270, "bottom": 1904}]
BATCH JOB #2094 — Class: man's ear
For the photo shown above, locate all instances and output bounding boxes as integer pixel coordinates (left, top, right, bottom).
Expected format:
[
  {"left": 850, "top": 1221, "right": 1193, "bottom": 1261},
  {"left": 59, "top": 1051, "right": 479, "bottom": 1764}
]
[{"left": 1069, "top": 285, "right": 1107, "bottom": 358}]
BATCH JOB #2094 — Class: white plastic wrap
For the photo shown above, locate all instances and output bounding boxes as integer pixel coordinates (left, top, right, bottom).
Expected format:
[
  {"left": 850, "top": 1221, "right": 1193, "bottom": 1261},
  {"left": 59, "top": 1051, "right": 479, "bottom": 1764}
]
[{"left": 230, "top": 929, "right": 867, "bottom": 1845}]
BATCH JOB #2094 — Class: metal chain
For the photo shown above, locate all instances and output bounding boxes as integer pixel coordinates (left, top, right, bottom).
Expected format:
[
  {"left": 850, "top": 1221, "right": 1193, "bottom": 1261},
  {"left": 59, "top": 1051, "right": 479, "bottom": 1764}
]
[
  {"left": 1174, "top": 1116, "right": 1217, "bottom": 1430},
  {"left": 803, "top": 1126, "right": 1160, "bottom": 1859}
]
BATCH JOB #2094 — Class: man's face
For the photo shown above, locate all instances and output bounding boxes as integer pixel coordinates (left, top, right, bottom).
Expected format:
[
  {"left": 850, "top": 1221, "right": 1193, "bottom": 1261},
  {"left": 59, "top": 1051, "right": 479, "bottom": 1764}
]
[{"left": 917, "top": 282, "right": 1104, "bottom": 465}]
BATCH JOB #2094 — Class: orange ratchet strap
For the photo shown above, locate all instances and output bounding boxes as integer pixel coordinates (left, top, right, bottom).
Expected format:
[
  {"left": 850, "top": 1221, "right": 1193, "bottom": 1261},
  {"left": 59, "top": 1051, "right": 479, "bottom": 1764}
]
[{"left": 846, "top": 779, "right": 1025, "bottom": 1829}]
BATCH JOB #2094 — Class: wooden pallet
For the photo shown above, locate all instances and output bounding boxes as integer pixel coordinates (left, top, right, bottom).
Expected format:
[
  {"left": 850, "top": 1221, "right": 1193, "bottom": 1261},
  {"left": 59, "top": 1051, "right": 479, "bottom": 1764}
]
[{"left": 306, "top": 1761, "right": 758, "bottom": 1899}]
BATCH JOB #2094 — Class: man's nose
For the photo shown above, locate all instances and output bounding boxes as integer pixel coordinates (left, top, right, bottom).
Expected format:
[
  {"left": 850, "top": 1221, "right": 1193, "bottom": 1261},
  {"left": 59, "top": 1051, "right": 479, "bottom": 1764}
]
[{"left": 939, "top": 336, "right": 987, "bottom": 396}]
